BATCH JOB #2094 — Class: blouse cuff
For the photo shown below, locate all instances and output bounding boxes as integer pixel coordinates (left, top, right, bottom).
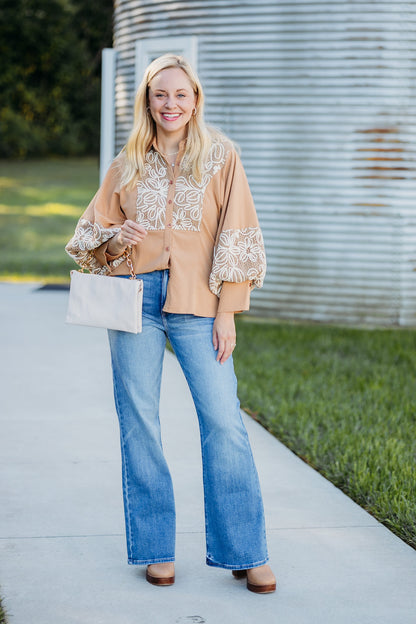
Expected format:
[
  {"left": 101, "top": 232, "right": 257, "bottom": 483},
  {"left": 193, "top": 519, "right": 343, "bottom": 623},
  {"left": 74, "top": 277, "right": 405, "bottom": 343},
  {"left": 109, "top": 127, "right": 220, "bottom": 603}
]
[
  {"left": 93, "top": 240, "right": 112, "bottom": 269},
  {"left": 105, "top": 249, "right": 128, "bottom": 263},
  {"left": 94, "top": 236, "right": 125, "bottom": 269},
  {"left": 217, "top": 281, "right": 251, "bottom": 314}
]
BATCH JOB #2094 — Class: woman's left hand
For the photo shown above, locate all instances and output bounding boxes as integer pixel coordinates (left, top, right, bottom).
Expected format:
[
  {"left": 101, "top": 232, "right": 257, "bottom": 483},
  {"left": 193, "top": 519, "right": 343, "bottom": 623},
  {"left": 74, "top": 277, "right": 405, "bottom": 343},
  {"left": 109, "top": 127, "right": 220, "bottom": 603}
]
[{"left": 213, "top": 312, "right": 236, "bottom": 365}]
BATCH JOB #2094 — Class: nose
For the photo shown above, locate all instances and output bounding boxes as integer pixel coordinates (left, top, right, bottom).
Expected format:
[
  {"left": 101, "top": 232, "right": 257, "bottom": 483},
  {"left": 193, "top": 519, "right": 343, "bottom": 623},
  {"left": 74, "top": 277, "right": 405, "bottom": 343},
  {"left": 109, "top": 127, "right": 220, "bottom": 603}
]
[{"left": 165, "top": 96, "right": 175, "bottom": 109}]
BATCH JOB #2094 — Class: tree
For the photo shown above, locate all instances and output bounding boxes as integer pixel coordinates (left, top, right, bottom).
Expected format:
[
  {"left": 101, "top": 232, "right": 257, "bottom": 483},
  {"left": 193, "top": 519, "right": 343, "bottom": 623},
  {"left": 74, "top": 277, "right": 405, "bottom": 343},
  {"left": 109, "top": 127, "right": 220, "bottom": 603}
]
[{"left": 0, "top": 0, "right": 113, "bottom": 157}]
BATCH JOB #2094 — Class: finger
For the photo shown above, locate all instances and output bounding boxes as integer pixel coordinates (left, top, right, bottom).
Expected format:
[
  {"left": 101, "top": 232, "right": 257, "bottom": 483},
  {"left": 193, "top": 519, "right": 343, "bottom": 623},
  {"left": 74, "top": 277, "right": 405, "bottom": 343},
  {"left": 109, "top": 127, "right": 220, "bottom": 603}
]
[
  {"left": 212, "top": 327, "right": 218, "bottom": 351},
  {"left": 216, "top": 337, "right": 226, "bottom": 362},
  {"left": 125, "top": 219, "right": 139, "bottom": 229},
  {"left": 121, "top": 225, "right": 146, "bottom": 245},
  {"left": 126, "top": 233, "right": 145, "bottom": 245},
  {"left": 126, "top": 220, "right": 147, "bottom": 236},
  {"left": 221, "top": 339, "right": 237, "bottom": 364},
  {"left": 219, "top": 344, "right": 233, "bottom": 365},
  {"left": 120, "top": 232, "right": 138, "bottom": 246},
  {"left": 135, "top": 224, "right": 147, "bottom": 236}
]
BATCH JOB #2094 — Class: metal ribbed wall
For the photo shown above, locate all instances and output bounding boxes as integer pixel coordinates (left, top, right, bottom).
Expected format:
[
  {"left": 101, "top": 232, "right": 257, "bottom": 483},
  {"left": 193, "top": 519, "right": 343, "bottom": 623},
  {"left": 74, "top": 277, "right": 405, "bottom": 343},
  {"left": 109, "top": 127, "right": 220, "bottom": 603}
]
[{"left": 113, "top": 1, "right": 416, "bottom": 326}]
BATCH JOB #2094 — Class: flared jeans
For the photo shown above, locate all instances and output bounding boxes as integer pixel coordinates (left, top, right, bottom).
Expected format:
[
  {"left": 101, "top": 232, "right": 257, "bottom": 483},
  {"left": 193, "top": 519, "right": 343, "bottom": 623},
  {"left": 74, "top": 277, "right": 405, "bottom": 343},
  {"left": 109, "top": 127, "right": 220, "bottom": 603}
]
[{"left": 108, "top": 269, "right": 269, "bottom": 569}]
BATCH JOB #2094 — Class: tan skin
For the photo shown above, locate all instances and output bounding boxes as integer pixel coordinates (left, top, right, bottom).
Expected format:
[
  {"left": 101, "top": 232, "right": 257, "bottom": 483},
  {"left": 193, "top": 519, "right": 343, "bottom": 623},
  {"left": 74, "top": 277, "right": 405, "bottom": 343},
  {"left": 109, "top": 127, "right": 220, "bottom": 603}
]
[{"left": 109, "top": 68, "right": 275, "bottom": 588}]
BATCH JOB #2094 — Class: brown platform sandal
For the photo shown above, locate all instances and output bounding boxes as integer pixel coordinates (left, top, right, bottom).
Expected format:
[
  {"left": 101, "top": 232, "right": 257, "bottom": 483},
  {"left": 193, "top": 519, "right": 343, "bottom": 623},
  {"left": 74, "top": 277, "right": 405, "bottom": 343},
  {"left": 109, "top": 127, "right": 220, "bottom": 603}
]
[
  {"left": 232, "top": 565, "right": 276, "bottom": 594},
  {"left": 146, "top": 563, "right": 175, "bottom": 586}
]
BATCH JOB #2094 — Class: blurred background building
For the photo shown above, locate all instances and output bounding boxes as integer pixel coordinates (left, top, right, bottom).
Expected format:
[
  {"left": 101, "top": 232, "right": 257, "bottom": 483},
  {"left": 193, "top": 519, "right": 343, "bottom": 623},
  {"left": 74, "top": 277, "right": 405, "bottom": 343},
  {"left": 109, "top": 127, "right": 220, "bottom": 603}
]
[{"left": 102, "top": 1, "right": 416, "bottom": 326}]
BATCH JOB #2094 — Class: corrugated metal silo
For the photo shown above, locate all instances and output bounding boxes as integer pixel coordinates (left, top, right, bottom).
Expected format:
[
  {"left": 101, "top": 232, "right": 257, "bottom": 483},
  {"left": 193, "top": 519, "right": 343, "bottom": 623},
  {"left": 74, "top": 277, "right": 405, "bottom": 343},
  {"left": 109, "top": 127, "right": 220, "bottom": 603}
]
[{"left": 111, "top": 0, "right": 416, "bottom": 326}]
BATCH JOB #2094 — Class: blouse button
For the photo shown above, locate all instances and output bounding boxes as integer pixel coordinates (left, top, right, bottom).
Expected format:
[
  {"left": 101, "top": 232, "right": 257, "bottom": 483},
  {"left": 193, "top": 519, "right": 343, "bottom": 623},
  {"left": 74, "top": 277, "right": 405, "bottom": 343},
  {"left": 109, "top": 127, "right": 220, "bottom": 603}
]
[
  {"left": 165, "top": 246, "right": 170, "bottom": 252},
  {"left": 168, "top": 200, "right": 172, "bottom": 204},
  {"left": 167, "top": 223, "right": 172, "bottom": 228},
  {"left": 169, "top": 180, "right": 173, "bottom": 185}
]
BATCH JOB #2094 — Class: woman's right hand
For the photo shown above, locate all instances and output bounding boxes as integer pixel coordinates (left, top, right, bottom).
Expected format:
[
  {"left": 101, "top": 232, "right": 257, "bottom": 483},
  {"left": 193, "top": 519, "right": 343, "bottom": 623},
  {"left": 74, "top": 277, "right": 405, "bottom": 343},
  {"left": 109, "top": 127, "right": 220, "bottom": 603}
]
[{"left": 108, "top": 220, "right": 147, "bottom": 254}]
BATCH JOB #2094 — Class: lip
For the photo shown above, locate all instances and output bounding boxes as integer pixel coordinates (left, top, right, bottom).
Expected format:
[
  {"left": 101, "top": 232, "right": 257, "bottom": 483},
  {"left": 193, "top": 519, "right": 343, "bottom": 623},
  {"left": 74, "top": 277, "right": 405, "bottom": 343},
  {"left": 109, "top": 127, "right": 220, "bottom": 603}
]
[{"left": 161, "top": 113, "right": 181, "bottom": 121}]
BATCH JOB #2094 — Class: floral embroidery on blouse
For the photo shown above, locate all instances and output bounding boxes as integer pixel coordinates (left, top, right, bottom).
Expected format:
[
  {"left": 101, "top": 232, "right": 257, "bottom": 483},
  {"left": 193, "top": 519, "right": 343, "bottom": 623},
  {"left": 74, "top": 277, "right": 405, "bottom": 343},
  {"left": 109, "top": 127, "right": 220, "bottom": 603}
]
[
  {"left": 136, "top": 151, "right": 170, "bottom": 230},
  {"left": 172, "top": 141, "right": 229, "bottom": 231},
  {"left": 65, "top": 218, "right": 124, "bottom": 274},
  {"left": 209, "top": 227, "right": 267, "bottom": 295},
  {"left": 136, "top": 141, "right": 230, "bottom": 232},
  {"left": 65, "top": 136, "right": 266, "bottom": 314}
]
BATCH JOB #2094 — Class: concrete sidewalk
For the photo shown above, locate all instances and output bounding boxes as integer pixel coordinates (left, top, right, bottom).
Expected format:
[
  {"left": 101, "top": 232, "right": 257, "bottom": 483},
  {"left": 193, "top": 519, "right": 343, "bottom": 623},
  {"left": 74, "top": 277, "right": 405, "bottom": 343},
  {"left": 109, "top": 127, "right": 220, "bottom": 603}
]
[{"left": 1, "top": 283, "right": 415, "bottom": 624}]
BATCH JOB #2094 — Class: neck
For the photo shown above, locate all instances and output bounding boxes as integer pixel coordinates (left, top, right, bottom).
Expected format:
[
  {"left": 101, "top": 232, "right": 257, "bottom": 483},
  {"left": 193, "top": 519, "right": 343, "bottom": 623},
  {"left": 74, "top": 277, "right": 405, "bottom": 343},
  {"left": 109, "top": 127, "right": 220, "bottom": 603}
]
[{"left": 155, "top": 128, "right": 187, "bottom": 156}]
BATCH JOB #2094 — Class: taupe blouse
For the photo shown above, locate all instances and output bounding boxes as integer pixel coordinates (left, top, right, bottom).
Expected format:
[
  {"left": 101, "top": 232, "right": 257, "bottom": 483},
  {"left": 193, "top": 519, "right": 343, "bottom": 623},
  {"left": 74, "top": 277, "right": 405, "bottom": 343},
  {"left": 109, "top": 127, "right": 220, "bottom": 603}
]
[{"left": 65, "top": 137, "right": 266, "bottom": 317}]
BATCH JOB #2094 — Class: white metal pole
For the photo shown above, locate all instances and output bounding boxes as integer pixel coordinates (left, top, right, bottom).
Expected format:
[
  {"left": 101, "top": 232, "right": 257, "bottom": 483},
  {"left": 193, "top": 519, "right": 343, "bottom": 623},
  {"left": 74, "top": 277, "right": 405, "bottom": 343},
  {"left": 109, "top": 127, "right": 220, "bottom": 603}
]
[{"left": 100, "top": 48, "right": 117, "bottom": 185}]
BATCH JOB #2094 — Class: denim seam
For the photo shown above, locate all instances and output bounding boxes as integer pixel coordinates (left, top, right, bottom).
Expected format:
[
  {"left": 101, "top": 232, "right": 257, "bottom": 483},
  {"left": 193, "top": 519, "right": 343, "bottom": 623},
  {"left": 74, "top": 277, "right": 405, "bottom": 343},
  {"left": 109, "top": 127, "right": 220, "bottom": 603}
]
[
  {"left": 237, "top": 410, "right": 269, "bottom": 555},
  {"left": 206, "top": 556, "right": 269, "bottom": 570},
  {"left": 198, "top": 416, "right": 212, "bottom": 560},
  {"left": 128, "top": 555, "right": 175, "bottom": 566},
  {"left": 112, "top": 372, "right": 134, "bottom": 561}
]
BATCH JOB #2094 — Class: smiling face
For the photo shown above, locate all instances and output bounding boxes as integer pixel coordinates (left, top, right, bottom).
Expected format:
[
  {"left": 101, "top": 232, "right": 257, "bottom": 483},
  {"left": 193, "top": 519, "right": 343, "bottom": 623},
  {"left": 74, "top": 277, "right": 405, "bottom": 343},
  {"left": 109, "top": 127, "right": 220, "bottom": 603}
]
[{"left": 148, "top": 67, "right": 197, "bottom": 143}]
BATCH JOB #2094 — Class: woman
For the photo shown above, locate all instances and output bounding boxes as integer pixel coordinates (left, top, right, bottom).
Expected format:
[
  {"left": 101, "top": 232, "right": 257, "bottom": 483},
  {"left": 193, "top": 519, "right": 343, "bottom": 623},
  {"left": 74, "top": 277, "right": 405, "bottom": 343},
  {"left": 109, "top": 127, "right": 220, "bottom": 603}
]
[{"left": 66, "top": 54, "right": 276, "bottom": 594}]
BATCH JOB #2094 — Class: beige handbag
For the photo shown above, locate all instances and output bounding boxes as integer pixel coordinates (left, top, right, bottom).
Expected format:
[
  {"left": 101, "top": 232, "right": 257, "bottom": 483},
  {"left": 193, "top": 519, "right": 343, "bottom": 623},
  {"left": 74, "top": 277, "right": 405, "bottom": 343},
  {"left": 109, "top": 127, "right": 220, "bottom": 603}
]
[{"left": 66, "top": 248, "right": 143, "bottom": 333}]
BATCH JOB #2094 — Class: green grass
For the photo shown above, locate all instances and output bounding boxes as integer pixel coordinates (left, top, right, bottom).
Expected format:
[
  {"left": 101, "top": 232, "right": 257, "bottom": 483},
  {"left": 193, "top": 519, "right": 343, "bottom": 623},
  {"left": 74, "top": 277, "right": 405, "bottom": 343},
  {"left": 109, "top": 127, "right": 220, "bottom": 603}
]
[
  {"left": 0, "top": 158, "right": 99, "bottom": 281},
  {"left": 234, "top": 318, "right": 416, "bottom": 548}
]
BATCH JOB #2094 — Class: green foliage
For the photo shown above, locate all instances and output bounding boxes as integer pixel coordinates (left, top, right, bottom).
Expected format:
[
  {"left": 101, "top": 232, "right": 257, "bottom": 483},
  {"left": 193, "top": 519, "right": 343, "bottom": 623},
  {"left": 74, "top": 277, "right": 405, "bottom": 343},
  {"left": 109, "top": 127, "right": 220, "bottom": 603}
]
[
  {"left": 0, "top": 0, "right": 113, "bottom": 157},
  {"left": 0, "top": 597, "right": 6, "bottom": 624},
  {"left": 0, "top": 157, "right": 98, "bottom": 280},
  {"left": 233, "top": 318, "right": 416, "bottom": 549}
]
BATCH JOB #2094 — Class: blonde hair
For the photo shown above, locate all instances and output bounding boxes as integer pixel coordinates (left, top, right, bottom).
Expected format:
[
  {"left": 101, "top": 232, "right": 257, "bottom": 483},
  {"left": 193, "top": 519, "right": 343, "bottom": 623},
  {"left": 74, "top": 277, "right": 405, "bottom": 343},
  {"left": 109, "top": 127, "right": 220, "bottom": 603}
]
[{"left": 121, "top": 54, "right": 221, "bottom": 189}]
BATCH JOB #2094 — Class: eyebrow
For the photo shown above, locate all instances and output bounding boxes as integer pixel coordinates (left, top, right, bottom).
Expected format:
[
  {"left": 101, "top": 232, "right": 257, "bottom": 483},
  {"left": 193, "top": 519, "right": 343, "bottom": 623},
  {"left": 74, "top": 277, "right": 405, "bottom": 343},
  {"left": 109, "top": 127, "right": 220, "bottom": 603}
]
[{"left": 152, "top": 88, "right": 190, "bottom": 93}]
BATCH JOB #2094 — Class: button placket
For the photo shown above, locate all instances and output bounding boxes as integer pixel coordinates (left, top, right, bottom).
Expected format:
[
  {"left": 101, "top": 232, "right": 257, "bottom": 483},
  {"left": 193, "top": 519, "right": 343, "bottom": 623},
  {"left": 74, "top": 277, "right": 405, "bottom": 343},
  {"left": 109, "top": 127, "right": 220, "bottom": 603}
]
[{"left": 164, "top": 168, "right": 177, "bottom": 256}]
